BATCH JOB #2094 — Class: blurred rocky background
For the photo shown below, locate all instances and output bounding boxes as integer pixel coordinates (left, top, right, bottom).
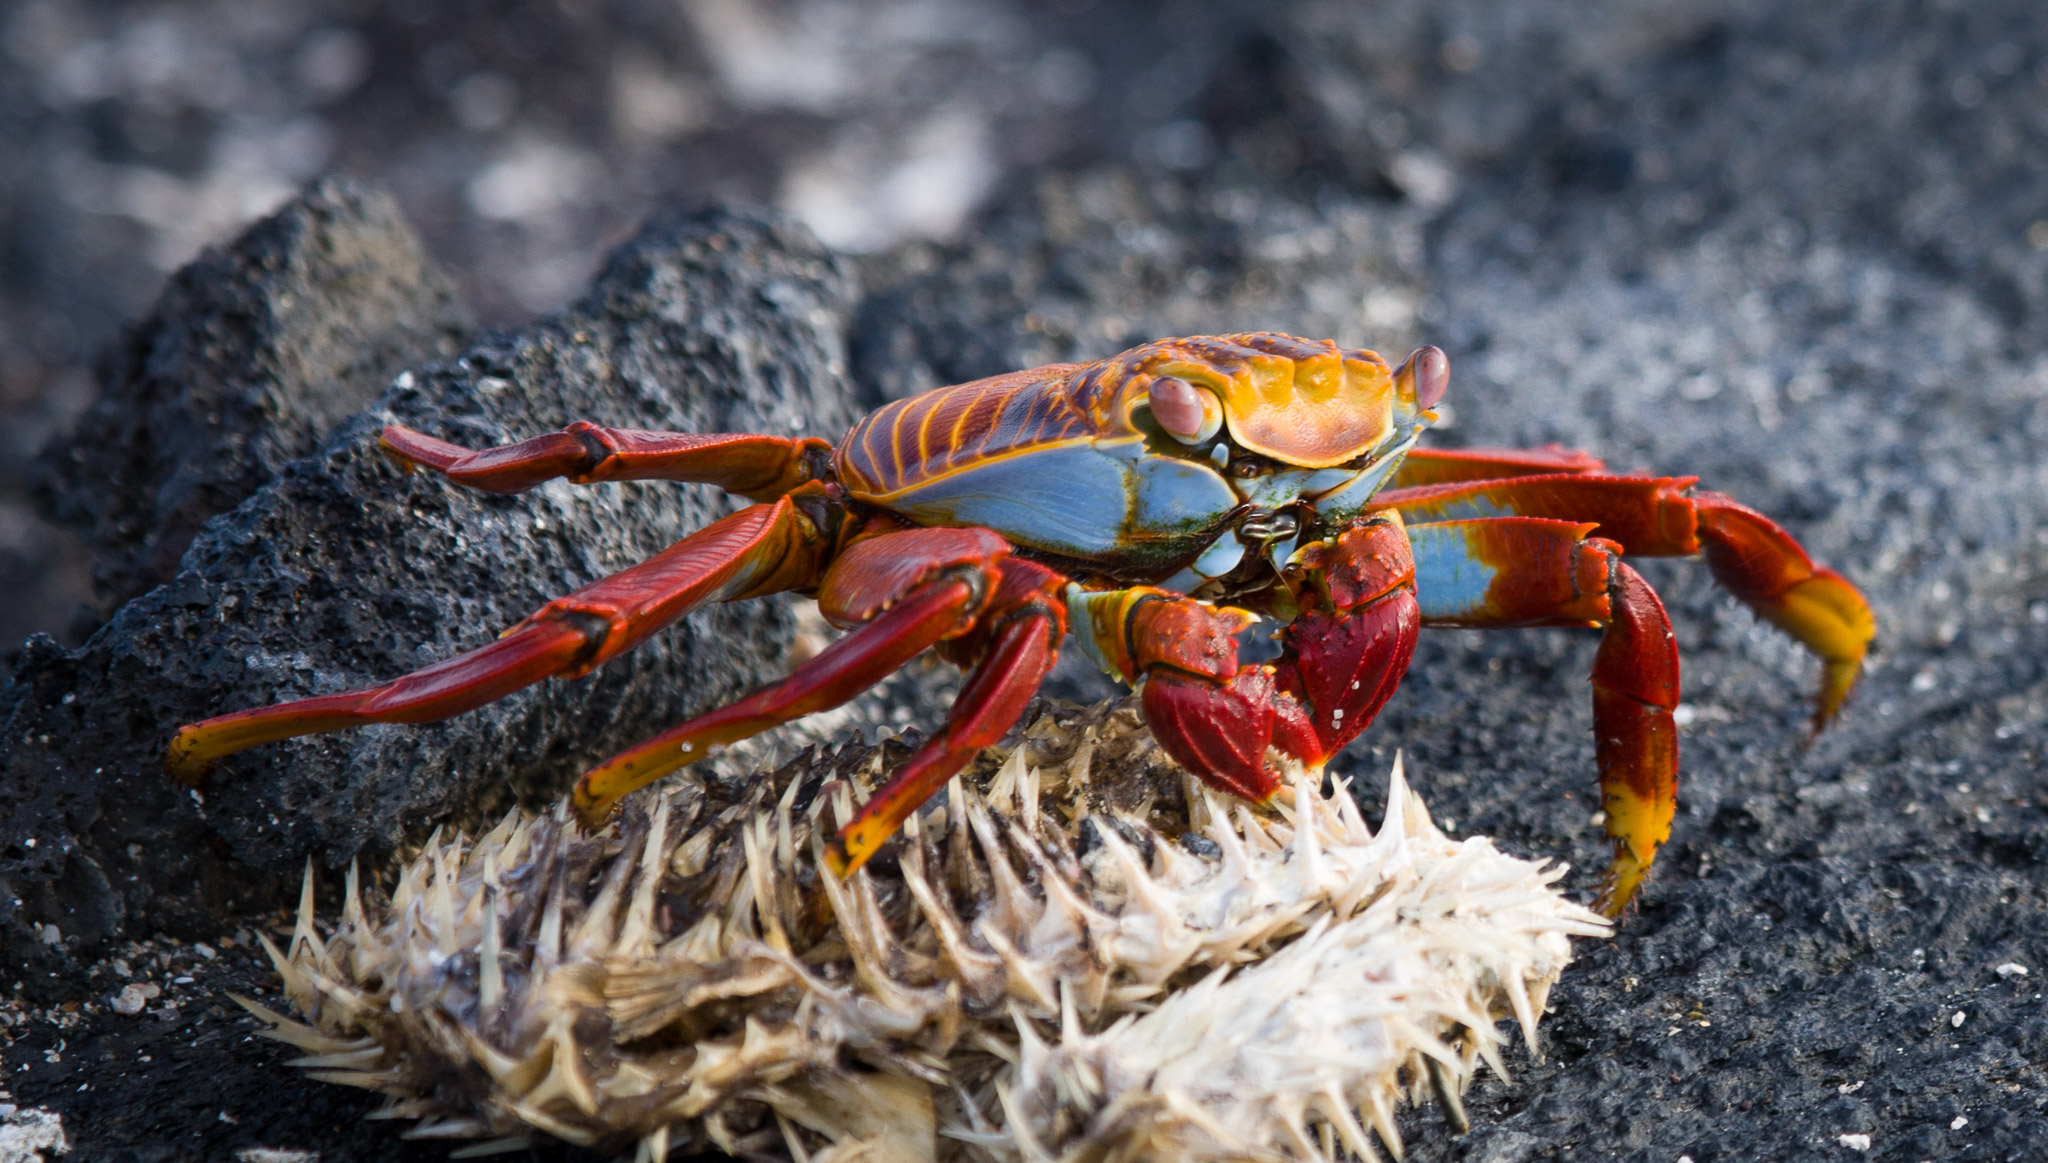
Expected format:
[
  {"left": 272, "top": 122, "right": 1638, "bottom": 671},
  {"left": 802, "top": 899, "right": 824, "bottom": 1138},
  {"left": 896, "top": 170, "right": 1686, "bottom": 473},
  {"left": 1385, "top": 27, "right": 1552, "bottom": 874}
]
[
  {"left": 1, "top": 0, "right": 1319, "bottom": 666},
  {"left": 10, "top": 1, "right": 2046, "bottom": 666},
  {"left": 4, "top": 0, "right": 2048, "bottom": 1160}
]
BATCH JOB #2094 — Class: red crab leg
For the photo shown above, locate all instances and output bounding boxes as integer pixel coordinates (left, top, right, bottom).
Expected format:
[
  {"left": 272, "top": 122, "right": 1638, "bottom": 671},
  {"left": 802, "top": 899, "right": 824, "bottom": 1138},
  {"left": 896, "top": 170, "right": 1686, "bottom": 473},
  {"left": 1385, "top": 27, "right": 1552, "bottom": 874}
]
[
  {"left": 166, "top": 497, "right": 827, "bottom": 783},
  {"left": 1693, "top": 492, "right": 1872, "bottom": 730},
  {"left": 380, "top": 423, "right": 832, "bottom": 502},
  {"left": 1374, "top": 473, "right": 1875, "bottom": 730},
  {"left": 1390, "top": 444, "right": 1606, "bottom": 488},
  {"left": 571, "top": 525, "right": 1013, "bottom": 827},
  {"left": 1084, "top": 514, "right": 1421, "bottom": 804},
  {"left": 826, "top": 557, "right": 1067, "bottom": 876},
  {"left": 1407, "top": 516, "right": 1679, "bottom": 915}
]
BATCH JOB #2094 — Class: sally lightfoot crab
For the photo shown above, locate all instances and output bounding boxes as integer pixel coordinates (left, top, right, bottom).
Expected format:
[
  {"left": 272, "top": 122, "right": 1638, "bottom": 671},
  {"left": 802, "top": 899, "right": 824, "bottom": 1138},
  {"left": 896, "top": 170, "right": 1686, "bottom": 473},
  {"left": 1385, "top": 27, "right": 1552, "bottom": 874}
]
[{"left": 167, "top": 333, "right": 1874, "bottom": 913}]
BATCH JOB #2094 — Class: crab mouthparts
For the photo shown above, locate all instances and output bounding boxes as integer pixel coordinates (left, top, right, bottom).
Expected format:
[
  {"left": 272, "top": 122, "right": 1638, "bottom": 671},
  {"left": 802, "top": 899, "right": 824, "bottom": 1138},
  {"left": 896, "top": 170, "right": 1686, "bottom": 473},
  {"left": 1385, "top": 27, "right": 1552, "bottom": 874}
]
[{"left": 1238, "top": 508, "right": 1300, "bottom": 543}]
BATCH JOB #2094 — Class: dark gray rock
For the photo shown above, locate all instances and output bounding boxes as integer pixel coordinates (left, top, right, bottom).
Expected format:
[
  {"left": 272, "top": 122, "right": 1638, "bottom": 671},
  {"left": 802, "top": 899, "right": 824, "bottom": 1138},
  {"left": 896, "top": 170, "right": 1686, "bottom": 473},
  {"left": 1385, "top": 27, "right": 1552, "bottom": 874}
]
[
  {"left": 0, "top": 196, "right": 861, "bottom": 989},
  {"left": 31, "top": 175, "right": 472, "bottom": 613}
]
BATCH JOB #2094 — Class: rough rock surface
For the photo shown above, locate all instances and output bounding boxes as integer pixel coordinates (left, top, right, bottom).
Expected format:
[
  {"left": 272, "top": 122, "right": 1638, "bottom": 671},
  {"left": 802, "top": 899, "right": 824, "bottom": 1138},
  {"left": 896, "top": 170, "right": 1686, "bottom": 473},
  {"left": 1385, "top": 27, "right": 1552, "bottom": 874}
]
[
  {"left": 0, "top": 198, "right": 862, "bottom": 994},
  {"left": 32, "top": 175, "right": 471, "bottom": 613},
  {"left": 2, "top": 1, "right": 2046, "bottom": 1162}
]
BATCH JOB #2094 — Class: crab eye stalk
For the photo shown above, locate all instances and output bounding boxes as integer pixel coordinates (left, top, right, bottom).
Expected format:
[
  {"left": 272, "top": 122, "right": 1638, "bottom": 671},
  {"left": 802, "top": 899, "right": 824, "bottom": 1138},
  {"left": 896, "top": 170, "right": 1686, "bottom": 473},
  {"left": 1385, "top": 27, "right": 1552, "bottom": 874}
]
[
  {"left": 1396, "top": 346, "right": 1450, "bottom": 412},
  {"left": 1147, "top": 376, "right": 1224, "bottom": 445}
]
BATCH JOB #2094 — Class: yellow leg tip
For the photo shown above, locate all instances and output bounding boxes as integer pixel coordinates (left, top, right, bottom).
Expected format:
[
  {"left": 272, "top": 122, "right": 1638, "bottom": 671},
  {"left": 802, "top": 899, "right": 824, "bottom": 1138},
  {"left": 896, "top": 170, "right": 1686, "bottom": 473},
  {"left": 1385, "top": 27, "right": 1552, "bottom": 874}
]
[
  {"left": 1767, "top": 570, "right": 1874, "bottom": 732},
  {"left": 572, "top": 741, "right": 703, "bottom": 833},
  {"left": 165, "top": 727, "right": 214, "bottom": 787},
  {"left": 1597, "top": 848, "right": 1652, "bottom": 918},
  {"left": 1810, "top": 656, "right": 1865, "bottom": 735},
  {"left": 822, "top": 844, "right": 852, "bottom": 880},
  {"left": 826, "top": 823, "right": 885, "bottom": 879},
  {"left": 569, "top": 782, "right": 617, "bottom": 834}
]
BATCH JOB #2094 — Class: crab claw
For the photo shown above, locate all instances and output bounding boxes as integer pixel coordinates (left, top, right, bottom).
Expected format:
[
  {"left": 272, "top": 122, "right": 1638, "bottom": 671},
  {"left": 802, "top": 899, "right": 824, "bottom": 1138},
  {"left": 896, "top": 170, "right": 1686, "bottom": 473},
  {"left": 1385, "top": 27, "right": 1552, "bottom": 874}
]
[
  {"left": 1134, "top": 516, "right": 1421, "bottom": 801},
  {"left": 1143, "top": 666, "right": 1317, "bottom": 802},
  {"left": 1271, "top": 520, "right": 1423, "bottom": 762}
]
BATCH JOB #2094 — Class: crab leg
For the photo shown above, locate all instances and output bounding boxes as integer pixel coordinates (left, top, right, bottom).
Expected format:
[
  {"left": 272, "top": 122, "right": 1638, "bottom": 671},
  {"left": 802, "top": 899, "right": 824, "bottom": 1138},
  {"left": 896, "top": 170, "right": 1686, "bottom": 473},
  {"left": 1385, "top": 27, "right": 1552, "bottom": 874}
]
[
  {"left": 1391, "top": 444, "right": 1605, "bottom": 487},
  {"left": 826, "top": 557, "right": 1067, "bottom": 876},
  {"left": 380, "top": 423, "right": 831, "bottom": 502},
  {"left": 1406, "top": 516, "right": 1679, "bottom": 914},
  {"left": 1377, "top": 473, "right": 1705, "bottom": 554},
  {"left": 166, "top": 497, "right": 826, "bottom": 783},
  {"left": 1375, "top": 473, "right": 1875, "bottom": 729},
  {"left": 572, "top": 525, "right": 1015, "bottom": 827},
  {"left": 1693, "top": 492, "right": 1872, "bottom": 729}
]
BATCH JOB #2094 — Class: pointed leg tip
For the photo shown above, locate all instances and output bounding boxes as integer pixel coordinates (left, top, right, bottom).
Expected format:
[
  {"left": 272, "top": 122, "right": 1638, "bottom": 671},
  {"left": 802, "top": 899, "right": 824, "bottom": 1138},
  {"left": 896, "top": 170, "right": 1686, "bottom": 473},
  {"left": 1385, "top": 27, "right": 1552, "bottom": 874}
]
[
  {"left": 375, "top": 428, "right": 423, "bottom": 470},
  {"left": 828, "top": 811, "right": 898, "bottom": 878},
  {"left": 1597, "top": 850, "right": 1652, "bottom": 918},
  {"left": 822, "top": 836, "right": 860, "bottom": 880},
  {"left": 1809, "top": 656, "right": 1864, "bottom": 736},
  {"left": 568, "top": 787, "right": 615, "bottom": 835},
  {"left": 165, "top": 727, "right": 215, "bottom": 787}
]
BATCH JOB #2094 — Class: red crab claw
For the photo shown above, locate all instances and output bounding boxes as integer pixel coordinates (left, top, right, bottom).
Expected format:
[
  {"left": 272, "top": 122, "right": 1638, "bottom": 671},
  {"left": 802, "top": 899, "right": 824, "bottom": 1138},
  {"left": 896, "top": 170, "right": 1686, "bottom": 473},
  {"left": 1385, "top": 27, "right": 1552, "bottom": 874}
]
[
  {"left": 1132, "top": 607, "right": 1314, "bottom": 803},
  {"left": 1118, "top": 515, "right": 1421, "bottom": 802}
]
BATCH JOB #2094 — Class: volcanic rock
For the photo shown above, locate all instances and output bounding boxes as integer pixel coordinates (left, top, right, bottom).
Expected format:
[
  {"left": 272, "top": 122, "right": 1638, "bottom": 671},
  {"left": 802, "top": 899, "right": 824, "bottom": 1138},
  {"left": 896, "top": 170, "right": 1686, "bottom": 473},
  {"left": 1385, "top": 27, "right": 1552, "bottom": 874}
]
[
  {"left": 0, "top": 193, "right": 863, "bottom": 990},
  {"left": 33, "top": 175, "right": 471, "bottom": 614}
]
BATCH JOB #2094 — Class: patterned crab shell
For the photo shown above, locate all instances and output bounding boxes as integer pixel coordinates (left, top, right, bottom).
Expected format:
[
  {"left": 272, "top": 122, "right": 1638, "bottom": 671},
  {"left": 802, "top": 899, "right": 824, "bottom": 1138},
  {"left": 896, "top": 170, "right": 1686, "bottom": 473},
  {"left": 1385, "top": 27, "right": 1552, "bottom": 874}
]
[{"left": 831, "top": 333, "right": 1440, "bottom": 577}]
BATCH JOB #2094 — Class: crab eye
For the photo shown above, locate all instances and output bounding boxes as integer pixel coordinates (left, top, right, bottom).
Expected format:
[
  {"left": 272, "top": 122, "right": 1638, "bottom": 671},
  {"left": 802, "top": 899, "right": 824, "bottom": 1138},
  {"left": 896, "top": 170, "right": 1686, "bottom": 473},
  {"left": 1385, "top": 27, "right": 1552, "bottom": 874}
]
[
  {"left": 1148, "top": 376, "right": 1223, "bottom": 444},
  {"left": 1397, "top": 346, "right": 1450, "bottom": 411}
]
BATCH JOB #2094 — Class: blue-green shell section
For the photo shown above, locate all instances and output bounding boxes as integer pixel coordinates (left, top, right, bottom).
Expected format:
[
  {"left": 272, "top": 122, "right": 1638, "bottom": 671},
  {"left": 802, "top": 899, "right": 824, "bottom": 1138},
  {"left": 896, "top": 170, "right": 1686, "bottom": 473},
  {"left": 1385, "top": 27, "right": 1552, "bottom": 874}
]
[
  {"left": 854, "top": 413, "right": 1426, "bottom": 586},
  {"left": 869, "top": 436, "right": 1240, "bottom": 575},
  {"left": 1405, "top": 521, "right": 1501, "bottom": 621},
  {"left": 1305, "top": 429, "right": 1423, "bottom": 523}
]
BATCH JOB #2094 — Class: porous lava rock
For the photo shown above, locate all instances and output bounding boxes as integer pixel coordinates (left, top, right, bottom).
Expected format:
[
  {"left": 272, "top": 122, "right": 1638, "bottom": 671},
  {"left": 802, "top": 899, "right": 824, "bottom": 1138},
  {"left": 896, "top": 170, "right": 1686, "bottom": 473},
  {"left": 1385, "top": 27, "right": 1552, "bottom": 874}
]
[
  {"left": 0, "top": 192, "right": 862, "bottom": 991},
  {"left": 32, "top": 175, "right": 472, "bottom": 614}
]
